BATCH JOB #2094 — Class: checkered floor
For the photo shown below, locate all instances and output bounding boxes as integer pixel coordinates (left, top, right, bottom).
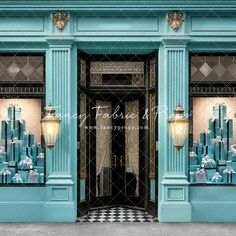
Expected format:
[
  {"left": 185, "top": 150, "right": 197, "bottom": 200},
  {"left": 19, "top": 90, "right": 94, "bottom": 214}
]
[{"left": 78, "top": 207, "right": 158, "bottom": 223}]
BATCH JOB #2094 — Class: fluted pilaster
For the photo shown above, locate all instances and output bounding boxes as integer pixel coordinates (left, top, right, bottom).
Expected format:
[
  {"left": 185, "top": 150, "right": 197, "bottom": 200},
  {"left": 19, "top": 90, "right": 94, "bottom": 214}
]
[
  {"left": 45, "top": 37, "right": 76, "bottom": 184},
  {"left": 158, "top": 37, "right": 191, "bottom": 222}
]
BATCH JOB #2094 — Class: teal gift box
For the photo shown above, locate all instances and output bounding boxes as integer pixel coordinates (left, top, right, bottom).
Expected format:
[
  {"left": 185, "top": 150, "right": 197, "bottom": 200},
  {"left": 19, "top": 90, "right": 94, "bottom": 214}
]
[
  {"left": 214, "top": 138, "right": 226, "bottom": 161},
  {"left": 8, "top": 161, "right": 16, "bottom": 167},
  {"left": 0, "top": 151, "right": 7, "bottom": 162},
  {"left": 9, "top": 167, "right": 16, "bottom": 178},
  {"left": 23, "top": 132, "right": 29, "bottom": 147},
  {"left": 17, "top": 157, "right": 33, "bottom": 170},
  {"left": 200, "top": 132, "right": 206, "bottom": 145},
  {"left": 7, "top": 105, "right": 14, "bottom": 121},
  {"left": 36, "top": 153, "right": 44, "bottom": 167},
  {"left": 220, "top": 104, "right": 227, "bottom": 118},
  {"left": 12, "top": 173, "right": 23, "bottom": 184},
  {"left": 213, "top": 104, "right": 220, "bottom": 117},
  {"left": 20, "top": 147, "right": 28, "bottom": 161},
  {"left": 195, "top": 168, "right": 207, "bottom": 183},
  {"left": 34, "top": 166, "right": 44, "bottom": 174},
  {"left": 230, "top": 153, "right": 236, "bottom": 162},
  {"left": 211, "top": 172, "right": 222, "bottom": 183},
  {"left": 197, "top": 144, "right": 203, "bottom": 164},
  {"left": 228, "top": 146, "right": 236, "bottom": 161},
  {"left": 0, "top": 162, "right": 8, "bottom": 171},
  {"left": 232, "top": 172, "right": 236, "bottom": 184},
  {"left": 223, "top": 167, "right": 235, "bottom": 183},
  {"left": 217, "top": 165, "right": 226, "bottom": 176},
  {"left": 13, "top": 120, "right": 20, "bottom": 140},
  {"left": 27, "top": 170, "right": 39, "bottom": 183},
  {"left": 15, "top": 106, "right": 22, "bottom": 120},
  {"left": 205, "top": 130, "right": 212, "bottom": 146},
  {"left": 231, "top": 161, "right": 236, "bottom": 170},
  {"left": 18, "top": 170, "right": 28, "bottom": 183},
  {"left": 0, "top": 168, "right": 11, "bottom": 183},
  {"left": 206, "top": 168, "right": 216, "bottom": 181},
  {"left": 189, "top": 171, "right": 195, "bottom": 183},
  {"left": 29, "top": 133, "right": 34, "bottom": 147},
  {"left": 31, "top": 145, "right": 37, "bottom": 165},
  {"left": 190, "top": 164, "right": 201, "bottom": 172},
  {"left": 39, "top": 173, "right": 44, "bottom": 183},
  {"left": 36, "top": 143, "right": 42, "bottom": 156},
  {"left": 19, "top": 120, "right": 25, "bottom": 140},
  {"left": 209, "top": 118, "right": 216, "bottom": 138},
  {"left": 8, "top": 141, "right": 20, "bottom": 163},
  {"left": 201, "top": 155, "right": 216, "bottom": 169}
]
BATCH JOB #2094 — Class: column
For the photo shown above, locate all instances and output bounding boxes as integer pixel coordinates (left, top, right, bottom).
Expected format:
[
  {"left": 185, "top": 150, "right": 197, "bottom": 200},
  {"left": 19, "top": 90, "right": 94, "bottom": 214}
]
[
  {"left": 44, "top": 37, "right": 77, "bottom": 222},
  {"left": 158, "top": 37, "right": 191, "bottom": 222}
]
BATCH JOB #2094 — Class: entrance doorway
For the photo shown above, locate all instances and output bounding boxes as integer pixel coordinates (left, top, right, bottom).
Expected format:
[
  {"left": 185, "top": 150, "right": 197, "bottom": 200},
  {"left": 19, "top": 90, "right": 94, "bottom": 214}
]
[{"left": 78, "top": 54, "right": 158, "bottom": 218}]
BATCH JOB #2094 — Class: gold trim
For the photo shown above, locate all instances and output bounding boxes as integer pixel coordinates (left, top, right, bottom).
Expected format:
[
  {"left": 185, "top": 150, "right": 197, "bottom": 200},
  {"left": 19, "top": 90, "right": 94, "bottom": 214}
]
[
  {"left": 51, "top": 11, "right": 69, "bottom": 32},
  {"left": 167, "top": 11, "right": 184, "bottom": 32}
]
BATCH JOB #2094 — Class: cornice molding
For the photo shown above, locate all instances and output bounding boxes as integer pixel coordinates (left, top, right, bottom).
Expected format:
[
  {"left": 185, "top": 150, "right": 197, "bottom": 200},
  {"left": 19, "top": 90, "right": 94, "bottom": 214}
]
[{"left": 0, "top": 1, "right": 235, "bottom": 11}]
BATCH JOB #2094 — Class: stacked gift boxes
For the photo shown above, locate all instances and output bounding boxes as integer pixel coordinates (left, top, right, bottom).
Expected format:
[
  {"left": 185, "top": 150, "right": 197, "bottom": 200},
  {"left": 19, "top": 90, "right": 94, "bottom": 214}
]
[
  {"left": 0, "top": 105, "right": 45, "bottom": 184},
  {"left": 189, "top": 103, "right": 236, "bottom": 184}
]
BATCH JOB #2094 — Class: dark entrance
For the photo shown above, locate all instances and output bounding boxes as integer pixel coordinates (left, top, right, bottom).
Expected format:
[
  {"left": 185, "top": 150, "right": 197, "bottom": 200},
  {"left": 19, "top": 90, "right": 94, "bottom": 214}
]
[
  {"left": 88, "top": 93, "right": 146, "bottom": 209},
  {"left": 78, "top": 54, "right": 158, "bottom": 217}
]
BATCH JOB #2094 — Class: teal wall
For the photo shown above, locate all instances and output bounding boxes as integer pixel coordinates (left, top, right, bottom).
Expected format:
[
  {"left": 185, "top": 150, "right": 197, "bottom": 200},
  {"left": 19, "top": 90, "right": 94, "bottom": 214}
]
[{"left": 0, "top": 0, "right": 236, "bottom": 222}]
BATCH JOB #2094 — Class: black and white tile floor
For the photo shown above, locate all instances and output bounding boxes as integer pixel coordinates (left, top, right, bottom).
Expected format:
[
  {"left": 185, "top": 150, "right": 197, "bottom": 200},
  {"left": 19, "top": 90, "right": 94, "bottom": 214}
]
[{"left": 78, "top": 207, "right": 158, "bottom": 223}]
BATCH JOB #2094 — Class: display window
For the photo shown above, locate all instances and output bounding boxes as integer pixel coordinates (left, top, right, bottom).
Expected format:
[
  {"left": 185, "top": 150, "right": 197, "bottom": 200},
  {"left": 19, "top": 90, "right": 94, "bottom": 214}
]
[
  {"left": 0, "top": 54, "right": 45, "bottom": 185},
  {"left": 189, "top": 54, "right": 236, "bottom": 185}
]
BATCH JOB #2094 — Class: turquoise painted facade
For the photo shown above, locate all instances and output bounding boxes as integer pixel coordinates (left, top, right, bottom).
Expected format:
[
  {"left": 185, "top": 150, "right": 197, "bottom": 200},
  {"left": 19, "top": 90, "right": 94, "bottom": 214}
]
[{"left": 0, "top": 0, "right": 236, "bottom": 222}]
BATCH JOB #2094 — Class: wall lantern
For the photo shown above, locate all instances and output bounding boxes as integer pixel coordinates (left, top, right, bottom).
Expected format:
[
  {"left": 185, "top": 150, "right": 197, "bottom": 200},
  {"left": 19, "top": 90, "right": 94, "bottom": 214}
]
[
  {"left": 168, "top": 103, "right": 189, "bottom": 151},
  {"left": 41, "top": 103, "right": 61, "bottom": 149}
]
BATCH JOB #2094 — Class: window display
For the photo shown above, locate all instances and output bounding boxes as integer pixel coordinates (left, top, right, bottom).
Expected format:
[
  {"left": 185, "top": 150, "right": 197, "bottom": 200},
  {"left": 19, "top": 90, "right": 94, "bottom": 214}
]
[
  {"left": 0, "top": 54, "right": 45, "bottom": 185},
  {"left": 189, "top": 54, "right": 236, "bottom": 185},
  {"left": 0, "top": 103, "right": 44, "bottom": 184}
]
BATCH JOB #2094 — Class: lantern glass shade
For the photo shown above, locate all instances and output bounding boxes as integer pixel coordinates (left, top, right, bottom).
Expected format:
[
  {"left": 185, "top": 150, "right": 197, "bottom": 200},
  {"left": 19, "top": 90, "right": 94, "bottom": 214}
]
[
  {"left": 41, "top": 104, "right": 61, "bottom": 149},
  {"left": 168, "top": 103, "right": 189, "bottom": 150}
]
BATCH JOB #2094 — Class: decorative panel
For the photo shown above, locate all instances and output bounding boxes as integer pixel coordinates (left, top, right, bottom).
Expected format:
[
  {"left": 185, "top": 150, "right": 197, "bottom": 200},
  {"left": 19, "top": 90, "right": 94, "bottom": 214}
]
[
  {"left": 191, "top": 17, "right": 236, "bottom": 32},
  {"left": 51, "top": 187, "right": 69, "bottom": 201},
  {"left": 0, "top": 17, "right": 44, "bottom": 32},
  {"left": 77, "top": 17, "right": 159, "bottom": 32},
  {"left": 167, "top": 187, "right": 184, "bottom": 201}
]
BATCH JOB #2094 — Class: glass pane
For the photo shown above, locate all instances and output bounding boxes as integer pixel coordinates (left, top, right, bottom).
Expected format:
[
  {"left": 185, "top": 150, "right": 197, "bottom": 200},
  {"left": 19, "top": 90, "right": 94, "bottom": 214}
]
[
  {"left": 0, "top": 55, "right": 44, "bottom": 82},
  {"left": 191, "top": 55, "right": 236, "bottom": 81},
  {"left": 0, "top": 99, "right": 44, "bottom": 185},
  {"left": 190, "top": 97, "right": 236, "bottom": 185},
  {"left": 96, "top": 100, "right": 112, "bottom": 197}
]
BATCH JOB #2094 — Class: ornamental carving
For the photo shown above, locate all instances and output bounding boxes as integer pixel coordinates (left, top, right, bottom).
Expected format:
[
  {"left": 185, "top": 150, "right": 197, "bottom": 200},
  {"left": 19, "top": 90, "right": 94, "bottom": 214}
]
[
  {"left": 51, "top": 11, "right": 69, "bottom": 31},
  {"left": 167, "top": 11, "right": 184, "bottom": 32}
]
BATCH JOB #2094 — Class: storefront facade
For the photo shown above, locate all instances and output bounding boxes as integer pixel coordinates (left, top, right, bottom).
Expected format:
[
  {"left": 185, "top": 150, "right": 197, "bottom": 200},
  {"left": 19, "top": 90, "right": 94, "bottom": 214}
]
[{"left": 0, "top": 1, "right": 236, "bottom": 222}]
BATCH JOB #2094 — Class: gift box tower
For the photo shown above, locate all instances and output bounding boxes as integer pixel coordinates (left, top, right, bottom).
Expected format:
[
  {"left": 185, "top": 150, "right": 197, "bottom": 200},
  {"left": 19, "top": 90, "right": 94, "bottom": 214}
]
[
  {"left": 0, "top": 105, "right": 44, "bottom": 184},
  {"left": 190, "top": 103, "right": 236, "bottom": 184}
]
